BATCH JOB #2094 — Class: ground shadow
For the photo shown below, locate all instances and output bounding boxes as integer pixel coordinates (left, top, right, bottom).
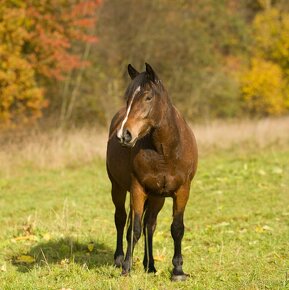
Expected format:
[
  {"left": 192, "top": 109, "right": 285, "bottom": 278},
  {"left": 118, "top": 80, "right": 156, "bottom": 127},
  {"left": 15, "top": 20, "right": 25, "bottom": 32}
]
[{"left": 13, "top": 237, "right": 114, "bottom": 273}]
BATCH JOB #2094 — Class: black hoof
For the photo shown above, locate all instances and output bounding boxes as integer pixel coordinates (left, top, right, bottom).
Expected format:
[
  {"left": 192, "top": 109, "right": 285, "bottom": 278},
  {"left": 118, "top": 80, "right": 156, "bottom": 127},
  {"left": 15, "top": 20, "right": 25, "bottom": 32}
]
[
  {"left": 143, "top": 260, "right": 157, "bottom": 273},
  {"left": 145, "top": 266, "right": 157, "bottom": 273},
  {"left": 171, "top": 273, "right": 189, "bottom": 282},
  {"left": 114, "top": 255, "right": 124, "bottom": 268}
]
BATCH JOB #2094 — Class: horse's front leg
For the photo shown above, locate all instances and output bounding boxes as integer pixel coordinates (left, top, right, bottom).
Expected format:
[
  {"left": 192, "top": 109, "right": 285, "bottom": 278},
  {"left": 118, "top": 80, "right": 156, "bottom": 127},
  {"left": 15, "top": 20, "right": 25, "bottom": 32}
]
[
  {"left": 122, "top": 178, "right": 147, "bottom": 275},
  {"left": 111, "top": 182, "right": 127, "bottom": 267},
  {"left": 171, "top": 184, "right": 190, "bottom": 281}
]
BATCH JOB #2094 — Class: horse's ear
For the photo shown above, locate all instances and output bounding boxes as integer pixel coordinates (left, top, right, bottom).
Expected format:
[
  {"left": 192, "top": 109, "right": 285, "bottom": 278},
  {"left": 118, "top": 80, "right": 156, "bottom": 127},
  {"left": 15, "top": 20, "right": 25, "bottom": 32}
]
[
  {"left": 128, "top": 64, "right": 139, "bottom": 80},
  {"left": 145, "top": 62, "right": 158, "bottom": 83}
]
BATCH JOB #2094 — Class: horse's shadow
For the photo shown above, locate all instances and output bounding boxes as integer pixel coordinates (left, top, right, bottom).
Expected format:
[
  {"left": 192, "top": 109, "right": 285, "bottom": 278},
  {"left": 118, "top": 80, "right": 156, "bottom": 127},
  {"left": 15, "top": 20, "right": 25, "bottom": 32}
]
[{"left": 14, "top": 237, "right": 113, "bottom": 273}]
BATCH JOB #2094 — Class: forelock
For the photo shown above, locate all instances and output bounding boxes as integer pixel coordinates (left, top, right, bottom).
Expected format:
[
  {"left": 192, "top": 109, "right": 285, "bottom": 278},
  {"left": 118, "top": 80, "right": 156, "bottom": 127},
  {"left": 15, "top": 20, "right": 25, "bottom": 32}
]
[{"left": 124, "top": 72, "right": 163, "bottom": 100}]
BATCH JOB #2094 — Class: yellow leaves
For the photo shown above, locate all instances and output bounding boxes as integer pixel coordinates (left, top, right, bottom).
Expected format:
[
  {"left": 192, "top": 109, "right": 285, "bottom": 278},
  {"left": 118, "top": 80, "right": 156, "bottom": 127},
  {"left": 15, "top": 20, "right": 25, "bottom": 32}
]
[
  {"left": 208, "top": 246, "right": 218, "bottom": 253},
  {"left": 60, "top": 258, "right": 70, "bottom": 266},
  {"left": 272, "top": 167, "right": 283, "bottom": 175},
  {"left": 42, "top": 233, "right": 51, "bottom": 241},
  {"left": 0, "top": 4, "right": 45, "bottom": 129},
  {"left": 11, "top": 235, "right": 38, "bottom": 243},
  {"left": 241, "top": 58, "right": 286, "bottom": 115},
  {"left": 0, "top": 51, "right": 45, "bottom": 127},
  {"left": 14, "top": 255, "right": 35, "bottom": 264},
  {"left": 241, "top": 7, "right": 289, "bottom": 116},
  {"left": 154, "top": 255, "right": 166, "bottom": 262},
  {"left": 258, "top": 169, "right": 266, "bottom": 176},
  {"left": 253, "top": 8, "right": 280, "bottom": 57},
  {"left": 1, "top": 263, "right": 7, "bottom": 272},
  {"left": 255, "top": 225, "right": 273, "bottom": 233},
  {"left": 253, "top": 8, "right": 289, "bottom": 65},
  {"left": 87, "top": 242, "right": 94, "bottom": 252}
]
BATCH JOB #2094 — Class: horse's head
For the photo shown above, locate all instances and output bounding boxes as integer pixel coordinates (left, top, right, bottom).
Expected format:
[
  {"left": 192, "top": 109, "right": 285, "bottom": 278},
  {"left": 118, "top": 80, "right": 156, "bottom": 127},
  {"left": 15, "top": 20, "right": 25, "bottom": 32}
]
[{"left": 117, "top": 63, "right": 164, "bottom": 147}]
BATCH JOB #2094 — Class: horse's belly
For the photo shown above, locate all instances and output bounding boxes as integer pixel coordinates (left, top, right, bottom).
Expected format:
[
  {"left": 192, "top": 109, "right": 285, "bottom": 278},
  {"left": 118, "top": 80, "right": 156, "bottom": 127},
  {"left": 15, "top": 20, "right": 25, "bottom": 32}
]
[
  {"left": 143, "top": 173, "right": 182, "bottom": 197},
  {"left": 133, "top": 149, "right": 184, "bottom": 196}
]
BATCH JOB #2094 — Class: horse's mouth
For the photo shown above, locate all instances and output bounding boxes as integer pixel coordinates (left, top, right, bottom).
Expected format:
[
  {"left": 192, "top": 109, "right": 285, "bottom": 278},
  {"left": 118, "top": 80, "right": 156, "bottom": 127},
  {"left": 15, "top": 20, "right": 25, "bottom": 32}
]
[
  {"left": 120, "top": 138, "right": 137, "bottom": 148},
  {"left": 118, "top": 127, "right": 151, "bottom": 148}
]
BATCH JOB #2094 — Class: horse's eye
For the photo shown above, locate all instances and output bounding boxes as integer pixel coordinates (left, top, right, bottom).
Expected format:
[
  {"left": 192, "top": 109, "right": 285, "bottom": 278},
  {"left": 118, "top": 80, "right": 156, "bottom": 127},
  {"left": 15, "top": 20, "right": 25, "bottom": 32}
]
[{"left": 145, "top": 95, "right": 153, "bottom": 102}]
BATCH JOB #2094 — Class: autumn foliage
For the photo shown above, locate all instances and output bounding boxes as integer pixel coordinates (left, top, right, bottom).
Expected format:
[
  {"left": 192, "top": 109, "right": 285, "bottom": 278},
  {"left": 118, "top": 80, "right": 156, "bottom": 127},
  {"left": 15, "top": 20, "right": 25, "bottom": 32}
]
[
  {"left": 241, "top": 6, "right": 289, "bottom": 115},
  {"left": 0, "top": 4, "right": 43, "bottom": 127},
  {"left": 241, "top": 58, "right": 286, "bottom": 115},
  {"left": 1, "top": 0, "right": 289, "bottom": 128},
  {"left": 0, "top": 0, "right": 100, "bottom": 127}
]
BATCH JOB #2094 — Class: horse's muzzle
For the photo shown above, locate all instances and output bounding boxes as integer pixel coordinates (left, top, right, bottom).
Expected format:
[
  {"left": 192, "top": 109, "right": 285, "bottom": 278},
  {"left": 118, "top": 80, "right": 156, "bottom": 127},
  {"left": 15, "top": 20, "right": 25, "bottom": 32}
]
[{"left": 117, "top": 129, "right": 135, "bottom": 147}]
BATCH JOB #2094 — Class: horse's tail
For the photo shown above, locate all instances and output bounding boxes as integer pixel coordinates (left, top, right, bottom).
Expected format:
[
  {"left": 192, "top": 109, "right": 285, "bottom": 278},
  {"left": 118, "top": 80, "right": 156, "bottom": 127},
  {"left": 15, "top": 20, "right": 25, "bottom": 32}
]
[{"left": 125, "top": 198, "right": 149, "bottom": 233}]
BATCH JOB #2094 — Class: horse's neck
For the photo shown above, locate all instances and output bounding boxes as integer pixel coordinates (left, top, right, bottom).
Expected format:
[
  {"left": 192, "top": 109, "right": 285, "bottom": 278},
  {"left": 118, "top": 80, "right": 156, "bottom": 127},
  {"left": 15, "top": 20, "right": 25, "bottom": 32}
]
[{"left": 152, "top": 106, "right": 180, "bottom": 159}]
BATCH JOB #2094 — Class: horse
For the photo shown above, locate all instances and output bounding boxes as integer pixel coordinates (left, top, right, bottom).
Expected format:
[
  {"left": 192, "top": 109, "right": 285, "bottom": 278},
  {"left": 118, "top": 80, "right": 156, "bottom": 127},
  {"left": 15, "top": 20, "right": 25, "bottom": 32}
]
[{"left": 106, "top": 63, "right": 198, "bottom": 281}]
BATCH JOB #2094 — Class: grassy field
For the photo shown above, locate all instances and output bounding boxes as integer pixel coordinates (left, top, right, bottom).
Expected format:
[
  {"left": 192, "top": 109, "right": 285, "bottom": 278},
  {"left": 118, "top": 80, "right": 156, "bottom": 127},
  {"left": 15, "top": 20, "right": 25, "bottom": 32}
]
[{"left": 0, "top": 119, "right": 289, "bottom": 289}]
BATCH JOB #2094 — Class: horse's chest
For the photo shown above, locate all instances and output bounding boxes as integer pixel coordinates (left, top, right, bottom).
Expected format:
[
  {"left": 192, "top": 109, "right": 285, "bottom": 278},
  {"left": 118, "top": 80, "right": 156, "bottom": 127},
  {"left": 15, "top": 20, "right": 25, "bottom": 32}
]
[{"left": 133, "top": 150, "right": 183, "bottom": 196}]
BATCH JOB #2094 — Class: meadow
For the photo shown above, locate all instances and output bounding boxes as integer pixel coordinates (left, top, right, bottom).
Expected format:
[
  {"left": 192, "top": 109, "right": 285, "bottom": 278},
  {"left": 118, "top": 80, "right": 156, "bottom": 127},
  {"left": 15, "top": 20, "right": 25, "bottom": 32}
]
[{"left": 0, "top": 118, "right": 289, "bottom": 289}]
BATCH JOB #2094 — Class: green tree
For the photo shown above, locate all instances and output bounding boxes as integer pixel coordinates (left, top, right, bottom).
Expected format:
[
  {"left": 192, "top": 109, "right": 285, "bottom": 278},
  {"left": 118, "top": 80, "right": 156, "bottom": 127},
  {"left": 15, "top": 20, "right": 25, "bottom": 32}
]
[{"left": 77, "top": 0, "right": 248, "bottom": 124}]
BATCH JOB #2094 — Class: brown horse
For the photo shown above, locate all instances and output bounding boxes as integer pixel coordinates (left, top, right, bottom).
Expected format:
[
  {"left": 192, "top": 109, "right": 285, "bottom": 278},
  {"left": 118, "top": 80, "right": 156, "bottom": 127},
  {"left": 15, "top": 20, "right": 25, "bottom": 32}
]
[{"left": 106, "top": 63, "right": 198, "bottom": 281}]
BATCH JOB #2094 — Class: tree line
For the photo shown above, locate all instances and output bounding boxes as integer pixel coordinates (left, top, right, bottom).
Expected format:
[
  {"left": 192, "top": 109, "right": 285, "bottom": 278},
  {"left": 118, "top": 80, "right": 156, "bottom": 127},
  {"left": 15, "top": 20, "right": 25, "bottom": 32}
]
[{"left": 1, "top": 0, "right": 289, "bottom": 129}]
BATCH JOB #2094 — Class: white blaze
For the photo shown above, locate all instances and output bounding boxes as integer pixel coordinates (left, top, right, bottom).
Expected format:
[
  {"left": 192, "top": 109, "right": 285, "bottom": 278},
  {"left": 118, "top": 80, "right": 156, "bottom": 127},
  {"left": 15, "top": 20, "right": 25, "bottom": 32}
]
[{"left": 117, "top": 86, "right": 141, "bottom": 139}]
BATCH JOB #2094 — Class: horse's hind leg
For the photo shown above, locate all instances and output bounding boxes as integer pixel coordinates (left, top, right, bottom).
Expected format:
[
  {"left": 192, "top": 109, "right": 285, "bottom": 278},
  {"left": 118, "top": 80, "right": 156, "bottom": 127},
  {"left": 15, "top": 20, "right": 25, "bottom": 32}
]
[
  {"left": 171, "top": 184, "right": 190, "bottom": 281},
  {"left": 111, "top": 182, "right": 127, "bottom": 267},
  {"left": 143, "top": 196, "right": 165, "bottom": 273}
]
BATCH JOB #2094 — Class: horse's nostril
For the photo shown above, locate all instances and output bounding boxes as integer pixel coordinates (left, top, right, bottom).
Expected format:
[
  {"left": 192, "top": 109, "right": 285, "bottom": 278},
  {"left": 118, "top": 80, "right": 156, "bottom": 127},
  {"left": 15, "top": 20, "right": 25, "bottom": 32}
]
[{"left": 123, "top": 129, "right": 132, "bottom": 143}]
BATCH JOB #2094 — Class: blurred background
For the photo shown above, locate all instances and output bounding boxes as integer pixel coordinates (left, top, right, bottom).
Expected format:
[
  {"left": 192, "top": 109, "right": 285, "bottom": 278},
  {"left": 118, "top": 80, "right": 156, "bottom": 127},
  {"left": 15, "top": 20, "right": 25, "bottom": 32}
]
[
  {"left": 2, "top": 2, "right": 289, "bottom": 287},
  {"left": 1, "top": 0, "right": 289, "bottom": 130}
]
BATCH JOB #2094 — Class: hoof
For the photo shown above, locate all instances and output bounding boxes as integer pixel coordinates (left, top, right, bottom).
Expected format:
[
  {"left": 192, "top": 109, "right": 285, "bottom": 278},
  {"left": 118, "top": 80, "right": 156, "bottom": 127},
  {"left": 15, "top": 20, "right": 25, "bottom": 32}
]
[
  {"left": 121, "top": 269, "right": 130, "bottom": 276},
  {"left": 114, "top": 255, "right": 124, "bottom": 268},
  {"left": 121, "top": 261, "right": 131, "bottom": 276},
  {"left": 145, "top": 266, "right": 157, "bottom": 273},
  {"left": 143, "top": 260, "right": 157, "bottom": 273},
  {"left": 171, "top": 273, "right": 189, "bottom": 282}
]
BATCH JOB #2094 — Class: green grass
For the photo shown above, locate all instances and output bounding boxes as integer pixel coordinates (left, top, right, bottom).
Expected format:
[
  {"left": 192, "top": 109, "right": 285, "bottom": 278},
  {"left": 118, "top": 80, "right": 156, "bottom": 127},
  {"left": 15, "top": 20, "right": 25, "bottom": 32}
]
[{"left": 0, "top": 147, "right": 289, "bottom": 289}]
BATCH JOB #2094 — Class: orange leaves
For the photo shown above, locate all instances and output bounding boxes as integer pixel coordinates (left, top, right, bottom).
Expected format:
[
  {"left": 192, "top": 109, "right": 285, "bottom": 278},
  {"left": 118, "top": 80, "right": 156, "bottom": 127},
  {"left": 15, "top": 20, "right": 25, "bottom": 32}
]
[
  {"left": 0, "top": 4, "right": 45, "bottom": 127},
  {"left": 70, "top": 0, "right": 101, "bottom": 18},
  {"left": 0, "top": 0, "right": 101, "bottom": 128},
  {"left": 25, "top": 0, "right": 100, "bottom": 81},
  {"left": 73, "top": 18, "right": 96, "bottom": 29}
]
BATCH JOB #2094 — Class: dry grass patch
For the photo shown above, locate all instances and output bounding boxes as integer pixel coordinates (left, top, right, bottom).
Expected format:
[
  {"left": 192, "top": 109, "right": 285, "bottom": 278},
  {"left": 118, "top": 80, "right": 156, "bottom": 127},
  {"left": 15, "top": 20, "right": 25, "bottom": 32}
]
[
  {"left": 0, "top": 116, "right": 288, "bottom": 175},
  {"left": 193, "top": 116, "right": 289, "bottom": 153},
  {"left": 0, "top": 127, "right": 107, "bottom": 175}
]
